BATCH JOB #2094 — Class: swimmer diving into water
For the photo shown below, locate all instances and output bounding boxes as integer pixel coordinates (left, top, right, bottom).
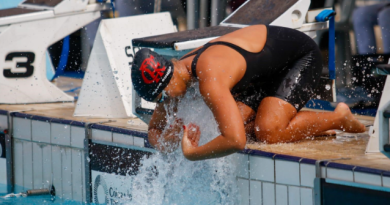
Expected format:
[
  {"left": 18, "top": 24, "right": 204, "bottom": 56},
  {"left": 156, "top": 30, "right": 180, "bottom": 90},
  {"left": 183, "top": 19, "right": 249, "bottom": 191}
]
[{"left": 131, "top": 25, "right": 366, "bottom": 161}]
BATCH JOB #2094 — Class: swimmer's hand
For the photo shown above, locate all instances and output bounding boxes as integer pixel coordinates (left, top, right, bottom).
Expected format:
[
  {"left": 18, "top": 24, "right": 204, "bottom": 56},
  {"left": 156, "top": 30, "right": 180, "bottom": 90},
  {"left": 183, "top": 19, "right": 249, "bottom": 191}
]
[
  {"left": 149, "top": 118, "right": 183, "bottom": 153},
  {"left": 182, "top": 123, "right": 201, "bottom": 159}
]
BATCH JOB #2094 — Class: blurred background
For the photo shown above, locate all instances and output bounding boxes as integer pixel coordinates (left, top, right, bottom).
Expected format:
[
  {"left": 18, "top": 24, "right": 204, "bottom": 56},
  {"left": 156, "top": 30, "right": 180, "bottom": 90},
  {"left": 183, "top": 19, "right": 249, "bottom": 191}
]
[{"left": 1, "top": 0, "right": 389, "bottom": 115}]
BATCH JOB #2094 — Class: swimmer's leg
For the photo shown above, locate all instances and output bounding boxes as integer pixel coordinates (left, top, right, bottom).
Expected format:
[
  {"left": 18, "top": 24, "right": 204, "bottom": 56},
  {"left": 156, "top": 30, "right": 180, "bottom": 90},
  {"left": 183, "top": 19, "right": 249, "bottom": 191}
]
[
  {"left": 237, "top": 102, "right": 257, "bottom": 140},
  {"left": 254, "top": 97, "right": 366, "bottom": 143}
]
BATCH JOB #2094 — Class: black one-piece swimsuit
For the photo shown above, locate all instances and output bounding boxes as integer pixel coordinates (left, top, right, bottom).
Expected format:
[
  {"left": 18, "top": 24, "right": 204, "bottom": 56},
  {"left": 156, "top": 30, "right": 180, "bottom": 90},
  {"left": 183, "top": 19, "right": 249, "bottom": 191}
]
[{"left": 180, "top": 25, "right": 323, "bottom": 111}]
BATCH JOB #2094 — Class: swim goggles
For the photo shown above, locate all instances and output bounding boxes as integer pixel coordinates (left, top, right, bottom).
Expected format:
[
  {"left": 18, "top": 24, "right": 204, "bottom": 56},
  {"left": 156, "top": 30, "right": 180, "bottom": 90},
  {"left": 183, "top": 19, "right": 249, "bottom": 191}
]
[{"left": 157, "top": 90, "right": 168, "bottom": 103}]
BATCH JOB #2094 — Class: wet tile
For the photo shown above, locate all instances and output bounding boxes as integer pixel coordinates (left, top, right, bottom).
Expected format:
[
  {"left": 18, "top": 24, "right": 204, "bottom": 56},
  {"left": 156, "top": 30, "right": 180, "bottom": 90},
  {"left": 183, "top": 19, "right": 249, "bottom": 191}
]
[
  {"left": 300, "top": 163, "right": 315, "bottom": 188},
  {"left": 354, "top": 172, "right": 382, "bottom": 186},
  {"left": 134, "top": 137, "right": 145, "bottom": 147},
  {"left": 62, "top": 148, "right": 72, "bottom": 200},
  {"left": 13, "top": 117, "right": 31, "bottom": 140},
  {"left": 232, "top": 153, "right": 249, "bottom": 179},
  {"left": 91, "top": 129, "right": 112, "bottom": 142},
  {"left": 326, "top": 168, "right": 353, "bottom": 182},
  {"left": 250, "top": 180, "right": 262, "bottom": 205},
  {"left": 250, "top": 156, "right": 274, "bottom": 182},
  {"left": 275, "top": 159, "right": 300, "bottom": 186},
  {"left": 288, "top": 186, "right": 300, "bottom": 205},
  {"left": 52, "top": 146, "right": 63, "bottom": 199},
  {"left": 23, "top": 141, "right": 33, "bottom": 190},
  {"left": 275, "top": 184, "right": 287, "bottom": 205},
  {"left": 32, "top": 142, "right": 43, "bottom": 189},
  {"left": 51, "top": 123, "right": 71, "bottom": 146},
  {"left": 262, "top": 182, "right": 275, "bottom": 205},
  {"left": 32, "top": 121, "right": 50, "bottom": 143},
  {"left": 383, "top": 176, "right": 390, "bottom": 188},
  {"left": 113, "top": 133, "right": 134, "bottom": 146},
  {"left": 72, "top": 149, "right": 84, "bottom": 202},
  {"left": 238, "top": 178, "right": 249, "bottom": 205},
  {"left": 13, "top": 139, "right": 24, "bottom": 193},
  {"left": 300, "top": 188, "right": 313, "bottom": 205},
  {"left": 42, "top": 144, "right": 52, "bottom": 190},
  {"left": 71, "top": 126, "right": 85, "bottom": 149}
]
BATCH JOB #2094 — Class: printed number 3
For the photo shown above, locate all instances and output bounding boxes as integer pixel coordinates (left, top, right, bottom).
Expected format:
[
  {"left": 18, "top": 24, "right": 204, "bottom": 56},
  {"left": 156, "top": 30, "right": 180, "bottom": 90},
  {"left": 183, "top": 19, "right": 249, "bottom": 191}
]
[{"left": 3, "top": 52, "right": 35, "bottom": 78}]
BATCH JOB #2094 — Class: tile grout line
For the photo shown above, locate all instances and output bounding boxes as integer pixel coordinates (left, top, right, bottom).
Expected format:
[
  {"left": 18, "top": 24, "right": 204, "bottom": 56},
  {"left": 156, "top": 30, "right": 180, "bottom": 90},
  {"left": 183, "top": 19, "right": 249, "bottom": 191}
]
[
  {"left": 299, "top": 183, "right": 302, "bottom": 205},
  {"left": 248, "top": 155, "right": 250, "bottom": 205},
  {"left": 60, "top": 146, "right": 63, "bottom": 201},
  {"left": 381, "top": 172, "right": 384, "bottom": 187},
  {"left": 298, "top": 158, "right": 303, "bottom": 187},
  {"left": 22, "top": 139, "right": 24, "bottom": 192},
  {"left": 81, "top": 148, "right": 84, "bottom": 202},
  {"left": 70, "top": 144, "right": 74, "bottom": 200},
  {"left": 41, "top": 142, "right": 44, "bottom": 189},
  {"left": 287, "top": 184, "right": 289, "bottom": 205},
  {"left": 272, "top": 154, "right": 277, "bottom": 205},
  {"left": 261, "top": 181, "right": 263, "bottom": 205}
]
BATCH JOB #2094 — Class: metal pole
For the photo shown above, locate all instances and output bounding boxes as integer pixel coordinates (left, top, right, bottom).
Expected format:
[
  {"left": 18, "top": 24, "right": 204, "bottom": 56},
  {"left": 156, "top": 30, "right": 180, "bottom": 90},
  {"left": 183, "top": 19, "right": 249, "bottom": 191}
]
[
  {"left": 199, "top": 0, "right": 208, "bottom": 28},
  {"left": 211, "top": 0, "right": 226, "bottom": 26},
  {"left": 154, "top": 0, "right": 161, "bottom": 13},
  {"left": 187, "top": 0, "right": 198, "bottom": 30}
]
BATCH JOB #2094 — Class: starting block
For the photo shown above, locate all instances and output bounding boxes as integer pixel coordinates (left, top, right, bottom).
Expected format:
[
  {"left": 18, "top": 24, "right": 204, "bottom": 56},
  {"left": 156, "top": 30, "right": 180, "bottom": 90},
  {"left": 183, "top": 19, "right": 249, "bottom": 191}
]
[
  {"left": 366, "top": 60, "right": 390, "bottom": 159},
  {"left": 74, "top": 13, "right": 177, "bottom": 119},
  {"left": 0, "top": 0, "right": 109, "bottom": 104}
]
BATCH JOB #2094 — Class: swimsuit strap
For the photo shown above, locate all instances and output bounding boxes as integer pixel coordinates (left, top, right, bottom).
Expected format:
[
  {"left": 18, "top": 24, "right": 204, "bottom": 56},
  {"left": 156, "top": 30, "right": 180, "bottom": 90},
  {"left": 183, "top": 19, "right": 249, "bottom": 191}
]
[
  {"left": 189, "top": 41, "right": 249, "bottom": 78},
  {"left": 180, "top": 50, "right": 199, "bottom": 60}
]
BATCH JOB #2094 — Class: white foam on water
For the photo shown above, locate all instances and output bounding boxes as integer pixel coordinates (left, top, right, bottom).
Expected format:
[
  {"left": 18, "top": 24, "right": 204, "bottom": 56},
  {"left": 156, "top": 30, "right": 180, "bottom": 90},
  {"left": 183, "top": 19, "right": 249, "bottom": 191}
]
[{"left": 126, "top": 83, "right": 239, "bottom": 205}]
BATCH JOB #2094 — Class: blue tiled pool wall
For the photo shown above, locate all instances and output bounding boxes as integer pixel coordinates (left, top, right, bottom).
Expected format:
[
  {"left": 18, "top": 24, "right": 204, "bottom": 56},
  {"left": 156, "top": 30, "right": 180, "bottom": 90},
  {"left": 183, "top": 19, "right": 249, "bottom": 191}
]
[
  {"left": 236, "top": 151, "right": 390, "bottom": 205},
  {"left": 0, "top": 111, "right": 152, "bottom": 203},
  {"left": 1, "top": 110, "right": 390, "bottom": 205}
]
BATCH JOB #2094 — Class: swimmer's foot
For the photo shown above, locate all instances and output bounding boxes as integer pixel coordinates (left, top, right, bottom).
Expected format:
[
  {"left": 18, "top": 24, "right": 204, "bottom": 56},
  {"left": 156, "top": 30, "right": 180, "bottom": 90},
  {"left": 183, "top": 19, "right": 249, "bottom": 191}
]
[
  {"left": 314, "top": 130, "right": 336, "bottom": 137},
  {"left": 335, "top": 103, "right": 366, "bottom": 133}
]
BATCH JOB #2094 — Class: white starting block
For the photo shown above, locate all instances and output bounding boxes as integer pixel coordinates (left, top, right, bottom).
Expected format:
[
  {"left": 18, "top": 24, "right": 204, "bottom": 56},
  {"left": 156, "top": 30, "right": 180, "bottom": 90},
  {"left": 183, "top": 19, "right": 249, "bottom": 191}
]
[
  {"left": 75, "top": 0, "right": 334, "bottom": 122},
  {"left": 74, "top": 13, "right": 177, "bottom": 118},
  {"left": 0, "top": 0, "right": 109, "bottom": 104},
  {"left": 366, "top": 61, "right": 390, "bottom": 159}
]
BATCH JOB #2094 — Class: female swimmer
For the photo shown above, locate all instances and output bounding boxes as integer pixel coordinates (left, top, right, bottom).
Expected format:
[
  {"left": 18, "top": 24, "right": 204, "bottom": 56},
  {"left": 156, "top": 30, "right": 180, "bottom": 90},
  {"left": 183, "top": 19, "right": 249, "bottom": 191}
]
[{"left": 131, "top": 25, "right": 366, "bottom": 161}]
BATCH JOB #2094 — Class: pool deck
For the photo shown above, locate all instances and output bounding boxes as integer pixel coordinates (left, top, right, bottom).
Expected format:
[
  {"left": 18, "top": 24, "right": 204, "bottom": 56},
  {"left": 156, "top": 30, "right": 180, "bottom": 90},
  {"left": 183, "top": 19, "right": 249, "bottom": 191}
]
[{"left": 1, "top": 77, "right": 389, "bottom": 174}]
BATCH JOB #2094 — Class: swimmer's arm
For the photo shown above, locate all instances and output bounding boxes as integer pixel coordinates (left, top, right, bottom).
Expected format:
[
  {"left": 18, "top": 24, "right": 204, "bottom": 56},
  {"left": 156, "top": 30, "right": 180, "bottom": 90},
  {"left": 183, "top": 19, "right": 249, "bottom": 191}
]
[
  {"left": 182, "top": 83, "right": 246, "bottom": 161},
  {"left": 148, "top": 102, "right": 182, "bottom": 153}
]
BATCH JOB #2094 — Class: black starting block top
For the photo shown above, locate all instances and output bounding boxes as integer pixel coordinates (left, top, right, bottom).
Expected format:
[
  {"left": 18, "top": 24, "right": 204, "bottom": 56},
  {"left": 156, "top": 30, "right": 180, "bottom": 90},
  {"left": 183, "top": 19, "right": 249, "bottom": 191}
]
[
  {"left": 223, "top": 0, "right": 298, "bottom": 25},
  {"left": 0, "top": 0, "right": 63, "bottom": 18},
  {"left": 0, "top": 8, "right": 40, "bottom": 18},
  {"left": 132, "top": 0, "right": 301, "bottom": 49},
  {"left": 132, "top": 26, "right": 239, "bottom": 49},
  {"left": 23, "top": 0, "right": 62, "bottom": 7}
]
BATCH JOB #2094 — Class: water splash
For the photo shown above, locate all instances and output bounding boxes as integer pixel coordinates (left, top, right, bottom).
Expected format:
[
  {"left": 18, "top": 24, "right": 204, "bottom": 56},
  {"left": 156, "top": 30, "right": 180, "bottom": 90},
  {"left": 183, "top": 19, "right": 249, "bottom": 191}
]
[{"left": 127, "top": 83, "right": 239, "bottom": 205}]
